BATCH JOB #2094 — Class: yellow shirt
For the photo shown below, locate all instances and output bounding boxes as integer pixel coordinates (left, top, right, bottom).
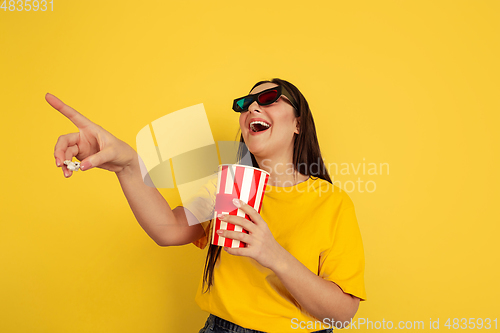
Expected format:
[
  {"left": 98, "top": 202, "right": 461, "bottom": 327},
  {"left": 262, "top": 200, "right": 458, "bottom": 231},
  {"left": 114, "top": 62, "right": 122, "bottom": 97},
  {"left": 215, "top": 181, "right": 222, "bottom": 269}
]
[{"left": 184, "top": 175, "right": 366, "bottom": 332}]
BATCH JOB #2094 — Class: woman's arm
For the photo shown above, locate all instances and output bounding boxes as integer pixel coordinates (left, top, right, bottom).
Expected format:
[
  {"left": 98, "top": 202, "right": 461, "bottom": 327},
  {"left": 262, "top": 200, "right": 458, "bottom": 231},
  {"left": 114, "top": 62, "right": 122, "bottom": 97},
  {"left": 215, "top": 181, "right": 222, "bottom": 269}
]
[
  {"left": 48, "top": 93, "right": 204, "bottom": 247},
  {"left": 271, "top": 249, "right": 360, "bottom": 327},
  {"left": 224, "top": 232, "right": 359, "bottom": 326},
  {"left": 115, "top": 156, "right": 205, "bottom": 246},
  {"left": 218, "top": 199, "right": 360, "bottom": 327}
]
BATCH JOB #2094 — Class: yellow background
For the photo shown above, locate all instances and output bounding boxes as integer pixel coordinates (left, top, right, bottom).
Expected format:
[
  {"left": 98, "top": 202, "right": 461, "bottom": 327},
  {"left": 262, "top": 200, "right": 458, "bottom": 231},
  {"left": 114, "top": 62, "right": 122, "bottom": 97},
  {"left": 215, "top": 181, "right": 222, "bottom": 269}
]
[{"left": 1, "top": 1, "right": 499, "bottom": 332}]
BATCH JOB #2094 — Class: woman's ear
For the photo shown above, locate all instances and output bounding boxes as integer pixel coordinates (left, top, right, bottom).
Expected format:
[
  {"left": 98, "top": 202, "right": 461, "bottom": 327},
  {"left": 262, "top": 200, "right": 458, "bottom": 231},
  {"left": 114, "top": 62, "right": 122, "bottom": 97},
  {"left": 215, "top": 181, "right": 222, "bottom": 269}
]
[{"left": 294, "top": 117, "right": 300, "bottom": 134}]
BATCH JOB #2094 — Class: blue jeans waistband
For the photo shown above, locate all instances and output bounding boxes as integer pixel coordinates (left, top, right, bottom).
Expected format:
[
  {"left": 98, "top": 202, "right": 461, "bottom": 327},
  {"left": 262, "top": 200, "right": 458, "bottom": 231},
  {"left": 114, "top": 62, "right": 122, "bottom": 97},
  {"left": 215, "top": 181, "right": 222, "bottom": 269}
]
[
  {"left": 210, "top": 314, "right": 265, "bottom": 333},
  {"left": 203, "top": 314, "right": 333, "bottom": 333}
]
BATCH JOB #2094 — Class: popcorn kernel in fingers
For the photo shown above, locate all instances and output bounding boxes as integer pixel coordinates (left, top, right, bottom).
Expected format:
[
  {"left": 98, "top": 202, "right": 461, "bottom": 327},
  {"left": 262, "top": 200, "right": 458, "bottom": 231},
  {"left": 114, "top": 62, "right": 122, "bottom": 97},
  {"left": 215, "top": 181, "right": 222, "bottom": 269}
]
[{"left": 63, "top": 160, "right": 81, "bottom": 171}]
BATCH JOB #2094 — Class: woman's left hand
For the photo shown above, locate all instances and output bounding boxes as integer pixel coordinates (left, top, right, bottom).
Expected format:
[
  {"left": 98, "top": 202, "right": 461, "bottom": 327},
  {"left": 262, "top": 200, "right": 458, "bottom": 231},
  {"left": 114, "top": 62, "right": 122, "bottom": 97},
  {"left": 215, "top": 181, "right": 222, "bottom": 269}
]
[{"left": 217, "top": 198, "right": 286, "bottom": 270}]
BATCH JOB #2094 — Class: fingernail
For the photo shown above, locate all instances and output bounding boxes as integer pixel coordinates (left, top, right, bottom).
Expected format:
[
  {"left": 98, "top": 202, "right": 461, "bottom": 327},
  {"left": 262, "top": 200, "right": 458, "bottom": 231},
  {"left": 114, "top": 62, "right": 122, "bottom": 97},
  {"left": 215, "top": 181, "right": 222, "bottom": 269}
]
[
  {"left": 56, "top": 158, "right": 61, "bottom": 167},
  {"left": 217, "top": 213, "right": 225, "bottom": 220},
  {"left": 232, "top": 198, "right": 241, "bottom": 207},
  {"left": 216, "top": 230, "right": 223, "bottom": 235},
  {"left": 80, "top": 161, "right": 91, "bottom": 171},
  {"left": 64, "top": 170, "right": 69, "bottom": 177}
]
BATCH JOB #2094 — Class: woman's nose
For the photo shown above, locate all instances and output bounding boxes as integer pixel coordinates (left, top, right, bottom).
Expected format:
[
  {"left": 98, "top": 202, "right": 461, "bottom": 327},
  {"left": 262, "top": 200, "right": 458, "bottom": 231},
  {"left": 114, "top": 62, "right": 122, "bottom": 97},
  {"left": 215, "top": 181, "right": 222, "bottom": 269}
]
[{"left": 247, "top": 101, "right": 261, "bottom": 113}]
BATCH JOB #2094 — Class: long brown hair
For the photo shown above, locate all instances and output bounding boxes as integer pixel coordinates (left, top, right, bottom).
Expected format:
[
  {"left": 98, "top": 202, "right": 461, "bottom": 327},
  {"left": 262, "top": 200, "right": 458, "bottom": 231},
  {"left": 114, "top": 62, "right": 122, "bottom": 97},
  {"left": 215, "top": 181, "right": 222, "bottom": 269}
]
[{"left": 202, "top": 78, "right": 332, "bottom": 293}]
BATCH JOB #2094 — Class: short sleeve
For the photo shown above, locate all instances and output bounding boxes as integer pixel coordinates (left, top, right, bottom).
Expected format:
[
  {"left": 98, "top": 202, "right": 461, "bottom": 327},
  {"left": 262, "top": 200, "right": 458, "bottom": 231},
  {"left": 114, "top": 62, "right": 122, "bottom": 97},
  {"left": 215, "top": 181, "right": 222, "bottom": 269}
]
[
  {"left": 181, "top": 174, "right": 217, "bottom": 250},
  {"left": 319, "top": 205, "right": 367, "bottom": 301}
]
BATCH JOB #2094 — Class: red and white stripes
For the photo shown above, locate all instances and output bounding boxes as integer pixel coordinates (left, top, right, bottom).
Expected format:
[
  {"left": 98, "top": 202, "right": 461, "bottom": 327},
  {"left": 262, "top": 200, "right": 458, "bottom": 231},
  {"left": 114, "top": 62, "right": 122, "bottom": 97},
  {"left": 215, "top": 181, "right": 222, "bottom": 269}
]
[{"left": 212, "top": 164, "right": 269, "bottom": 248}]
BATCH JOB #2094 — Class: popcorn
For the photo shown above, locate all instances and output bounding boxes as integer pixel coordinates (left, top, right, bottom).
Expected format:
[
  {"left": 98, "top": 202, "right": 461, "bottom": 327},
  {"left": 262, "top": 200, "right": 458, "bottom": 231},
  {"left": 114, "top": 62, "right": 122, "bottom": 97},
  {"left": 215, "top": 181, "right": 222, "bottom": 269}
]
[{"left": 64, "top": 160, "right": 81, "bottom": 171}]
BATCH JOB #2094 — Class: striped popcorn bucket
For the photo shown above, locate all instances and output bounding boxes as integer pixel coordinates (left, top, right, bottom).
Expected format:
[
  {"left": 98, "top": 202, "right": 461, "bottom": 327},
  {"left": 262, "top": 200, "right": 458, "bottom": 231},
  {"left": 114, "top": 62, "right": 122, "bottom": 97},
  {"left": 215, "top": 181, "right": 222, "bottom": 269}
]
[{"left": 211, "top": 164, "right": 270, "bottom": 248}]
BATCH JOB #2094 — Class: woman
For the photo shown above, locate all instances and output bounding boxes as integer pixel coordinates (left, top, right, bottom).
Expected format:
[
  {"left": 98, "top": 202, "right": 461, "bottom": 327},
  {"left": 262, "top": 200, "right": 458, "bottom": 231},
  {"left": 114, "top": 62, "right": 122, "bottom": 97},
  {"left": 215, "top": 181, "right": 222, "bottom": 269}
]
[{"left": 48, "top": 78, "right": 366, "bottom": 332}]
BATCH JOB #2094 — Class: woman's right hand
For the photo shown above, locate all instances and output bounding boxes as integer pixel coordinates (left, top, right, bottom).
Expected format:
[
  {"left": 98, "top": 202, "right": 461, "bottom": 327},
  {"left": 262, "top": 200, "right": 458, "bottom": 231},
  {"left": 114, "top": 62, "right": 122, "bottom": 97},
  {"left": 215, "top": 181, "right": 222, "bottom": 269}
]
[{"left": 47, "top": 93, "right": 137, "bottom": 178}]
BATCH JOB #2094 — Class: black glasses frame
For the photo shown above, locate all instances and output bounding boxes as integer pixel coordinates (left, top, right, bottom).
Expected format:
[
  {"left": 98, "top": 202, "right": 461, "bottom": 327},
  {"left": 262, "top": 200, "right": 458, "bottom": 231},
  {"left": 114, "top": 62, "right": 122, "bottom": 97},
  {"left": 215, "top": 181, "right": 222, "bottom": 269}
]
[{"left": 232, "top": 85, "right": 298, "bottom": 113}]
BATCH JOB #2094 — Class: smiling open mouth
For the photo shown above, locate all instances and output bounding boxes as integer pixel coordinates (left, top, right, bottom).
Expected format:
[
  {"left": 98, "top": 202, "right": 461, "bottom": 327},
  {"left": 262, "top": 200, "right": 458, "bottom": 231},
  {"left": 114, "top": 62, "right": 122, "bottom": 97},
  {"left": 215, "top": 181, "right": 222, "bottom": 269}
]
[{"left": 250, "top": 121, "right": 271, "bottom": 132}]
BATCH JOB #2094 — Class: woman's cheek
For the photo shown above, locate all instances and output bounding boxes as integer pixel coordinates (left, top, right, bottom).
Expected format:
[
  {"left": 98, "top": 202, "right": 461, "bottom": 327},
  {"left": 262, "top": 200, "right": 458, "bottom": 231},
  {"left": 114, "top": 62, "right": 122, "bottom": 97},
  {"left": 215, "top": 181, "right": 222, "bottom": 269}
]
[{"left": 239, "top": 115, "right": 246, "bottom": 133}]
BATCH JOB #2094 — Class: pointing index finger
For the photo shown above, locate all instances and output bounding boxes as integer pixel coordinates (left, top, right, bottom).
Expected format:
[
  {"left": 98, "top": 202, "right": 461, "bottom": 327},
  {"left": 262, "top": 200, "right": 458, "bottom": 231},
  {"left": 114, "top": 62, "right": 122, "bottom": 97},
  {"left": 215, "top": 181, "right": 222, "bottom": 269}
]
[{"left": 45, "top": 93, "right": 93, "bottom": 128}]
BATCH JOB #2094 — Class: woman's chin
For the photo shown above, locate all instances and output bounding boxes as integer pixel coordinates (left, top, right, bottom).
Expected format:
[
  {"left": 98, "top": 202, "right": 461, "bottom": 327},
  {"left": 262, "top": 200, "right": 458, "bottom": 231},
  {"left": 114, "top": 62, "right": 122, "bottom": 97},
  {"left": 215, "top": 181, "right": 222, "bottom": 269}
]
[
  {"left": 245, "top": 144, "right": 266, "bottom": 158},
  {"left": 243, "top": 134, "right": 273, "bottom": 159}
]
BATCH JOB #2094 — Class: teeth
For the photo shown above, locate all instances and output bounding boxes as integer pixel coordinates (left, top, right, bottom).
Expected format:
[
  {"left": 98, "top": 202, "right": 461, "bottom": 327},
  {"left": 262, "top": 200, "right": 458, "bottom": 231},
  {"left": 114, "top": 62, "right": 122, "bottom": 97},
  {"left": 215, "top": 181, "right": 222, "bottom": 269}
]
[{"left": 250, "top": 121, "right": 271, "bottom": 132}]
